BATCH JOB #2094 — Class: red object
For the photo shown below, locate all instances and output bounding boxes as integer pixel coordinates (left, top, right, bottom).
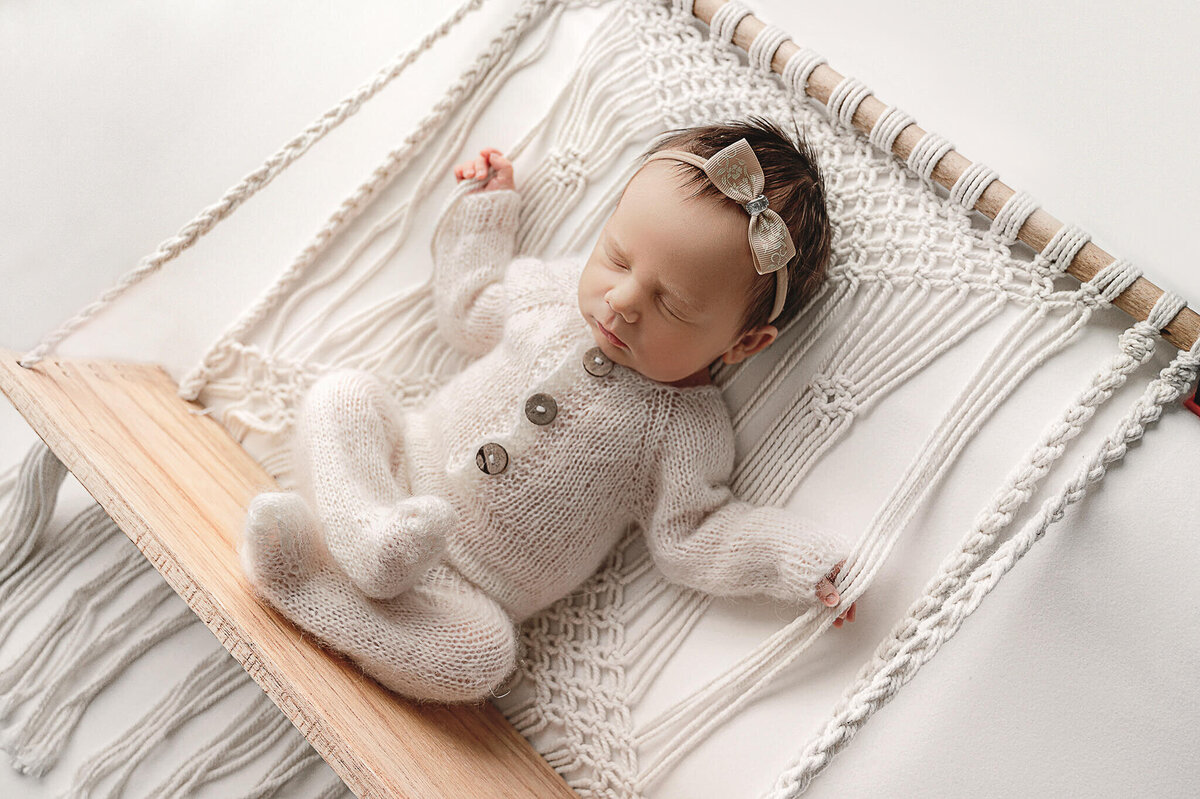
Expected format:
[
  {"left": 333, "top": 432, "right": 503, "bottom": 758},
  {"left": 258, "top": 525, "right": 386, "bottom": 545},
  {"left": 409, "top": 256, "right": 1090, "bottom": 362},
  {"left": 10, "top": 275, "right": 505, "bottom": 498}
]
[{"left": 1185, "top": 381, "right": 1200, "bottom": 419}]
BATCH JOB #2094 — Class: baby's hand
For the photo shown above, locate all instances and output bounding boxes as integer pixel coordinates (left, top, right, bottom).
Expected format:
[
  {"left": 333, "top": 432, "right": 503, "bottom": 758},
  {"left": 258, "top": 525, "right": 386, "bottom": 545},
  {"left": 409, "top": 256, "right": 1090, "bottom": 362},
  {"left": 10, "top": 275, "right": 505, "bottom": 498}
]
[
  {"left": 815, "top": 559, "right": 857, "bottom": 628},
  {"left": 453, "top": 147, "right": 515, "bottom": 192}
]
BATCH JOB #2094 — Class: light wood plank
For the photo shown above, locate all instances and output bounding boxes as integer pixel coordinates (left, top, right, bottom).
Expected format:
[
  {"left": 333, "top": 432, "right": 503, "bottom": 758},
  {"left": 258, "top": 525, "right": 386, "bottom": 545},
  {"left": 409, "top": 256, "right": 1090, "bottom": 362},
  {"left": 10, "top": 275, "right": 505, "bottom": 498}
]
[{"left": 0, "top": 349, "right": 576, "bottom": 799}]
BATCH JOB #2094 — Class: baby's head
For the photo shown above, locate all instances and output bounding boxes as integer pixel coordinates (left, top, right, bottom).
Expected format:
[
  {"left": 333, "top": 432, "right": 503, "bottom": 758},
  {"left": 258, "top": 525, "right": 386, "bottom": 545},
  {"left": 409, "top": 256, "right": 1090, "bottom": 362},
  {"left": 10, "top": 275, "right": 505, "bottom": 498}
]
[{"left": 577, "top": 115, "right": 833, "bottom": 387}]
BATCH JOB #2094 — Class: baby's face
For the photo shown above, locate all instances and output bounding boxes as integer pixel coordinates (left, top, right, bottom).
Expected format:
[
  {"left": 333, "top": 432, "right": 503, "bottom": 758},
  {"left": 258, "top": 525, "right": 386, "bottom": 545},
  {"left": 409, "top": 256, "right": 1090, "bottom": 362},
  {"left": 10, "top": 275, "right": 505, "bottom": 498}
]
[{"left": 577, "top": 159, "right": 777, "bottom": 386}]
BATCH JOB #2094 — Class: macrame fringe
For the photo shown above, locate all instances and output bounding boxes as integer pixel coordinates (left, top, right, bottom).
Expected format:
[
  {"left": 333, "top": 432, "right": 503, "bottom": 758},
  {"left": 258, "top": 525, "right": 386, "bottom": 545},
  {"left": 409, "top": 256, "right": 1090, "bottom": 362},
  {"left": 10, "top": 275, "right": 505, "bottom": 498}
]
[
  {"left": 0, "top": 505, "right": 120, "bottom": 675},
  {"left": 0, "top": 440, "right": 351, "bottom": 797},
  {"left": 141, "top": 694, "right": 294, "bottom": 799},
  {"left": 0, "top": 441, "right": 69, "bottom": 584},
  {"left": 1, "top": 547, "right": 152, "bottom": 725},
  {"left": 7, "top": 600, "right": 198, "bottom": 777},
  {"left": 57, "top": 650, "right": 245, "bottom": 798},
  {"left": 239, "top": 733, "right": 329, "bottom": 799}
]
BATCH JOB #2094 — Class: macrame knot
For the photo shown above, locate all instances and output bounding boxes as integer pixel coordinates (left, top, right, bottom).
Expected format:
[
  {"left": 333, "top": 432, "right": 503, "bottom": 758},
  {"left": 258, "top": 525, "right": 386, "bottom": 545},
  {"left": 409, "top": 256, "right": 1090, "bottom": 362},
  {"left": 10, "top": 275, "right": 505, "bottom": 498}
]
[
  {"left": 810, "top": 373, "right": 858, "bottom": 419},
  {"left": 545, "top": 148, "right": 587, "bottom": 187},
  {"left": 1117, "top": 326, "right": 1155, "bottom": 362}
]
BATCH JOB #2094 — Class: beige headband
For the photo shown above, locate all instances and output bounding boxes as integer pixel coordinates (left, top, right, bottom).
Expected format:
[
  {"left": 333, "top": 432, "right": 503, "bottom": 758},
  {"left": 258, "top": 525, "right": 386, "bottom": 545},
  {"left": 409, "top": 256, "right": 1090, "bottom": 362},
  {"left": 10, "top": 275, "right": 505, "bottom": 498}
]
[{"left": 641, "top": 137, "right": 795, "bottom": 323}]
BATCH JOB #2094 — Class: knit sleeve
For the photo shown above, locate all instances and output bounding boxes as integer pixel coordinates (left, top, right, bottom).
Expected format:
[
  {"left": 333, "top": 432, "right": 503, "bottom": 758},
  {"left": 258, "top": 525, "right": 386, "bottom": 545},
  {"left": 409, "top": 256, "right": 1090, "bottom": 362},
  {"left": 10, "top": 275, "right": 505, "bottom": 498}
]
[
  {"left": 429, "top": 187, "right": 521, "bottom": 357},
  {"left": 636, "top": 392, "right": 851, "bottom": 609}
]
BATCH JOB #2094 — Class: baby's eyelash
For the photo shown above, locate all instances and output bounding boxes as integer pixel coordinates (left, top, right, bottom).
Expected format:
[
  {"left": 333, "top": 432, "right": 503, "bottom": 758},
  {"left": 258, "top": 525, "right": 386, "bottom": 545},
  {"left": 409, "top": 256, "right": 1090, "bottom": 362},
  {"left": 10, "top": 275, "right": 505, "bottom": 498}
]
[
  {"left": 608, "top": 257, "right": 686, "bottom": 321},
  {"left": 659, "top": 297, "right": 684, "bottom": 320}
]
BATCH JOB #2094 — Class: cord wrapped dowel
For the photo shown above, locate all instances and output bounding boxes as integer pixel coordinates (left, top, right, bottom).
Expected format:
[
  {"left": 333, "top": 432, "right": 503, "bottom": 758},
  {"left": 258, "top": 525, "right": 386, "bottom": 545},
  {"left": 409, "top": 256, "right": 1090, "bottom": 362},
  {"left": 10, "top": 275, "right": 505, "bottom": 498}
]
[{"left": 689, "top": 0, "right": 1198, "bottom": 353}]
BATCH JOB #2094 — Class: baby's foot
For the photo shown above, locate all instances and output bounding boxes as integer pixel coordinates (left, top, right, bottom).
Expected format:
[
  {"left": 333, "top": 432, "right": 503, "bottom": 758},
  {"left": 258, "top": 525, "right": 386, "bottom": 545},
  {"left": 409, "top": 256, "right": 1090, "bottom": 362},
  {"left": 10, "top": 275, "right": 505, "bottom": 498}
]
[
  {"left": 241, "top": 491, "right": 324, "bottom": 590},
  {"left": 347, "top": 495, "right": 456, "bottom": 601}
]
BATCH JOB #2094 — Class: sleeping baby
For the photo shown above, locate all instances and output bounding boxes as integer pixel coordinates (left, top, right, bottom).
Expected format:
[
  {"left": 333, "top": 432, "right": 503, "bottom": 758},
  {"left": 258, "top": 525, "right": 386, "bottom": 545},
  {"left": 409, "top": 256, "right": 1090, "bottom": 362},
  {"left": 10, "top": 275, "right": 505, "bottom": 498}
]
[{"left": 239, "top": 115, "right": 858, "bottom": 704}]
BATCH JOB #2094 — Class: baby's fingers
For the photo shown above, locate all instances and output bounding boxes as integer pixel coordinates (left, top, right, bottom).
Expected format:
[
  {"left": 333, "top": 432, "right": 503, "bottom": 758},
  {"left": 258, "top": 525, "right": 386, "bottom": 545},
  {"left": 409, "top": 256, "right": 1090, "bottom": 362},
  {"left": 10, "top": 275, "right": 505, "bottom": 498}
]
[
  {"left": 456, "top": 161, "right": 477, "bottom": 181},
  {"left": 456, "top": 151, "right": 491, "bottom": 181},
  {"left": 815, "top": 577, "right": 839, "bottom": 606}
]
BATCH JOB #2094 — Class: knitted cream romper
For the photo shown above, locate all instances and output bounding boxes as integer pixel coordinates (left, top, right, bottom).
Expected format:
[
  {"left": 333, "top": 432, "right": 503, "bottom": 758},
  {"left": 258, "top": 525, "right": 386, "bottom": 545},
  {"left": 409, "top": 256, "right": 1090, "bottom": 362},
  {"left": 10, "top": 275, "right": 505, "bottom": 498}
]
[{"left": 240, "top": 189, "right": 848, "bottom": 704}]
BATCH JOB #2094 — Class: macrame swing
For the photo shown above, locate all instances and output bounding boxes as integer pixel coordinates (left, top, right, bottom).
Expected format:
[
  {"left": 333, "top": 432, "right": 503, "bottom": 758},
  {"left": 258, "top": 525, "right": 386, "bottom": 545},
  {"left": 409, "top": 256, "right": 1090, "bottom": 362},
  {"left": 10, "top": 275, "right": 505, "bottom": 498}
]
[{"left": 2, "top": 0, "right": 1198, "bottom": 797}]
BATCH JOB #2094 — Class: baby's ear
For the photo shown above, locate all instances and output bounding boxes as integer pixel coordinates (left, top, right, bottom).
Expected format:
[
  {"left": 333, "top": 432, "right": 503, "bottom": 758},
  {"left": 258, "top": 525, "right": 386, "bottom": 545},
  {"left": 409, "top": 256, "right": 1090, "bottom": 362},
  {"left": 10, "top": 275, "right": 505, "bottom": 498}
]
[
  {"left": 744, "top": 324, "right": 778, "bottom": 355},
  {"left": 722, "top": 324, "right": 778, "bottom": 364}
]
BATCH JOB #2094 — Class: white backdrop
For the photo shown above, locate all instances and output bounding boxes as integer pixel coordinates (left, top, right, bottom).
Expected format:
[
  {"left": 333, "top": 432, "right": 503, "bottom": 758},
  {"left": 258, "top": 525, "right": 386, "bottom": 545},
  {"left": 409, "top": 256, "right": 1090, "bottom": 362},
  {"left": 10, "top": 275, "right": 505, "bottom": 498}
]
[{"left": 2, "top": 1, "right": 1198, "bottom": 797}]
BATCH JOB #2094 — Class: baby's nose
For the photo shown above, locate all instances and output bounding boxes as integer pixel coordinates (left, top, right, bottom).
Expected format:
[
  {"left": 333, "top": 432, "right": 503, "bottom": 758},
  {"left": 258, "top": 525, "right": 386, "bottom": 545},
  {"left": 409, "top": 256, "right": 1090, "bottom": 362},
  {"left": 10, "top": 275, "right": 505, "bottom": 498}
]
[{"left": 607, "top": 296, "right": 636, "bottom": 322}]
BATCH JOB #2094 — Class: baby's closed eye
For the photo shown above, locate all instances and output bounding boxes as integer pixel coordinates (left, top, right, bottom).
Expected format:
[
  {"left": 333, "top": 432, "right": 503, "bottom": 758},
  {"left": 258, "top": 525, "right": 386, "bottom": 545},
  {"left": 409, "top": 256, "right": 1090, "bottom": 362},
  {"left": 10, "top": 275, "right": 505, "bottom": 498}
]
[
  {"left": 660, "top": 297, "right": 686, "bottom": 320},
  {"left": 606, "top": 256, "right": 691, "bottom": 322}
]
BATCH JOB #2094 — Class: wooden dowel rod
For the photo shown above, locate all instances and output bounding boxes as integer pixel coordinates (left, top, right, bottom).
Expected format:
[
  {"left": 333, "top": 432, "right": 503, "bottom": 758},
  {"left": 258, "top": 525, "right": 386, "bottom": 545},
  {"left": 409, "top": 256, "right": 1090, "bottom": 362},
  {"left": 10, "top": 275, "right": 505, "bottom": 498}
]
[{"left": 692, "top": 0, "right": 1198, "bottom": 352}]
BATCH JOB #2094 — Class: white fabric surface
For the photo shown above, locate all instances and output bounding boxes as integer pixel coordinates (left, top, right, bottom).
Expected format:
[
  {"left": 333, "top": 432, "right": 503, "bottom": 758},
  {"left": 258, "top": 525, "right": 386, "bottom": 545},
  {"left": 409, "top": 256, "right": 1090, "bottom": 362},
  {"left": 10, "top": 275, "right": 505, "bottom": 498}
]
[{"left": 2, "top": 1, "right": 1198, "bottom": 796}]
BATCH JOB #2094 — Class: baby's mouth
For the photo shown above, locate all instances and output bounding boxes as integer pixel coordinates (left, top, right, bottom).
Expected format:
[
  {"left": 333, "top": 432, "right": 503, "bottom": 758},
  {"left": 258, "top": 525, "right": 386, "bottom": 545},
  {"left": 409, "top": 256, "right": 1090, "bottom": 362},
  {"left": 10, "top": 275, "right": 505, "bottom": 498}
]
[{"left": 596, "top": 319, "right": 628, "bottom": 349}]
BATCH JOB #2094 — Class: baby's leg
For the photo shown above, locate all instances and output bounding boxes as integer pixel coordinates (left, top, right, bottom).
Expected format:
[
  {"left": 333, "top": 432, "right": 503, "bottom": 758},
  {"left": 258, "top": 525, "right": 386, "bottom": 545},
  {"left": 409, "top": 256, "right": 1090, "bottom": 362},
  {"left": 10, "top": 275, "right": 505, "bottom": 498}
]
[
  {"left": 294, "top": 368, "right": 455, "bottom": 599},
  {"left": 248, "top": 556, "right": 520, "bottom": 704}
]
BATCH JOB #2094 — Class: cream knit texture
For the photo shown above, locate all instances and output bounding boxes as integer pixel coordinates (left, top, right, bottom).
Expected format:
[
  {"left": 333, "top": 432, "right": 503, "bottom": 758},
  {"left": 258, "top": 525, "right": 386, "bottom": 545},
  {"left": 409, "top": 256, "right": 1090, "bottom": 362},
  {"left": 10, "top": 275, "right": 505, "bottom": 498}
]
[{"left": 241, "top": 186, "right": 849, "bottom": 703}]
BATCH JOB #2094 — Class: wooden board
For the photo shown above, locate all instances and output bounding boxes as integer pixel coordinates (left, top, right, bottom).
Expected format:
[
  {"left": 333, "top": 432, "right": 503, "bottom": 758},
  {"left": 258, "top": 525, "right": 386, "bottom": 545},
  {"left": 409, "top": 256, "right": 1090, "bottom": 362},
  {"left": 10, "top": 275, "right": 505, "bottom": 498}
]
[{"left": 0, "top": 349, "right": 577, "bottom": 799}]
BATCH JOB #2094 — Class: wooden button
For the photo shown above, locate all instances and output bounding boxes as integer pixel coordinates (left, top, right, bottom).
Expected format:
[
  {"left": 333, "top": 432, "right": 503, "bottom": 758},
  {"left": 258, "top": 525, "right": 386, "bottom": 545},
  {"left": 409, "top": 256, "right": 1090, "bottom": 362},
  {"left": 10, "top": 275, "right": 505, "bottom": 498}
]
[
  {"left": 524, "top": 393, "right": 558, "bottom": 425},
  {"left": 582, "top": 346, "right": 613, "bottom": 377},
  {"left": 475, "top": 442, "right": 508, "bottom": 475}
]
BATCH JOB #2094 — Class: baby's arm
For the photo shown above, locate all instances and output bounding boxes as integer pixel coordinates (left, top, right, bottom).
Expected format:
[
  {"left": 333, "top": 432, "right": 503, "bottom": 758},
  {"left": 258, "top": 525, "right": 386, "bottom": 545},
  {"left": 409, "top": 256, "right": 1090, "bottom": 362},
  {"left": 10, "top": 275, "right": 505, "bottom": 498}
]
[
  {"left": 637, "top": 395, "right": 851, "bottom": 611},
  {"left": 429, "top": 149, "right": 520, "bottom": 357}
]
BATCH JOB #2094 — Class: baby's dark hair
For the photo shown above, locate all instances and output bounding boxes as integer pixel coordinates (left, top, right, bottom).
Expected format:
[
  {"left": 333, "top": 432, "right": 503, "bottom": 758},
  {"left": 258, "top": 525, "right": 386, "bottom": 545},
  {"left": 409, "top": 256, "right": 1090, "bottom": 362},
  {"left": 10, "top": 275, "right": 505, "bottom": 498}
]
[{"left": 633, "top": 114, "right": 833, "bottom": 338}]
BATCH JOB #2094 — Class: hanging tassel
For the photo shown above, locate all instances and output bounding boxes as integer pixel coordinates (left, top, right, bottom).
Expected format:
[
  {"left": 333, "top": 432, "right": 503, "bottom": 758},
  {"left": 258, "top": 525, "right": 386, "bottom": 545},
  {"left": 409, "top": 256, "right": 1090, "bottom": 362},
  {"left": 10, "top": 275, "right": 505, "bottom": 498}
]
[
  {"left": 142, "top": 691, "right": 293, "bottom": 799},
  {"left": 0, "top": 440, "right": 69, "bottom": 583},
  {"left": 4, "top": 599, "right": 196, "bottom": 777},
  {"left": 0, "top": 545, "right": 148, "bottom": 722},
  {"left": 56, "top": 648, "right": 246, "bottom": 799},
  {"left": 237, "top": 730, "right": 328, "bottom": 799},
  {"left": 17, "top": 579, "right": 175, "bottom": 725},
  {"left": 0, "top": 445, "right": 341, "bottom": 794},
  {"left": 0, "top": 503, "right": 121, "bottom": 652}
]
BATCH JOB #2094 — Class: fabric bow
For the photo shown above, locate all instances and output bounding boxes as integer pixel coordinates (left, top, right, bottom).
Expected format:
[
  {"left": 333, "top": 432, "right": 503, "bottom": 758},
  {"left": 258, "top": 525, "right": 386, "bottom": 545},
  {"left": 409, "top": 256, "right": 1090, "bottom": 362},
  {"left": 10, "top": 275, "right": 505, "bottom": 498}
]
[{"left": 642, "top": 137, "right": 794, "bottom": 322}]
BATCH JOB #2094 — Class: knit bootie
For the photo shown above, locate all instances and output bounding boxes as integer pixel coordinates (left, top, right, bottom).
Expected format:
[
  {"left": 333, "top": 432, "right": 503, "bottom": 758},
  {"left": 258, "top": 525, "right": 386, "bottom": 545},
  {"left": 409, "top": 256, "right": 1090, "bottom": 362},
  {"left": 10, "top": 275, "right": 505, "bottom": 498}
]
[
  {"left": 240, "top": 491, "right": 325, "bottom": 590},
  {"left": 340, "top": 495, "right": 456, "bottom": 601}
]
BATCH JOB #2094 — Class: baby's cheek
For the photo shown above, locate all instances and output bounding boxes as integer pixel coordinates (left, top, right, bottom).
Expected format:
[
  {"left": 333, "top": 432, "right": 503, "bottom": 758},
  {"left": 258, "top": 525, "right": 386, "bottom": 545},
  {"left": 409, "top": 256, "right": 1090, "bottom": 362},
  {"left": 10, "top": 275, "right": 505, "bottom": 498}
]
[{"left": 578, "top": 267, "right": 600, "bottom": 304}]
